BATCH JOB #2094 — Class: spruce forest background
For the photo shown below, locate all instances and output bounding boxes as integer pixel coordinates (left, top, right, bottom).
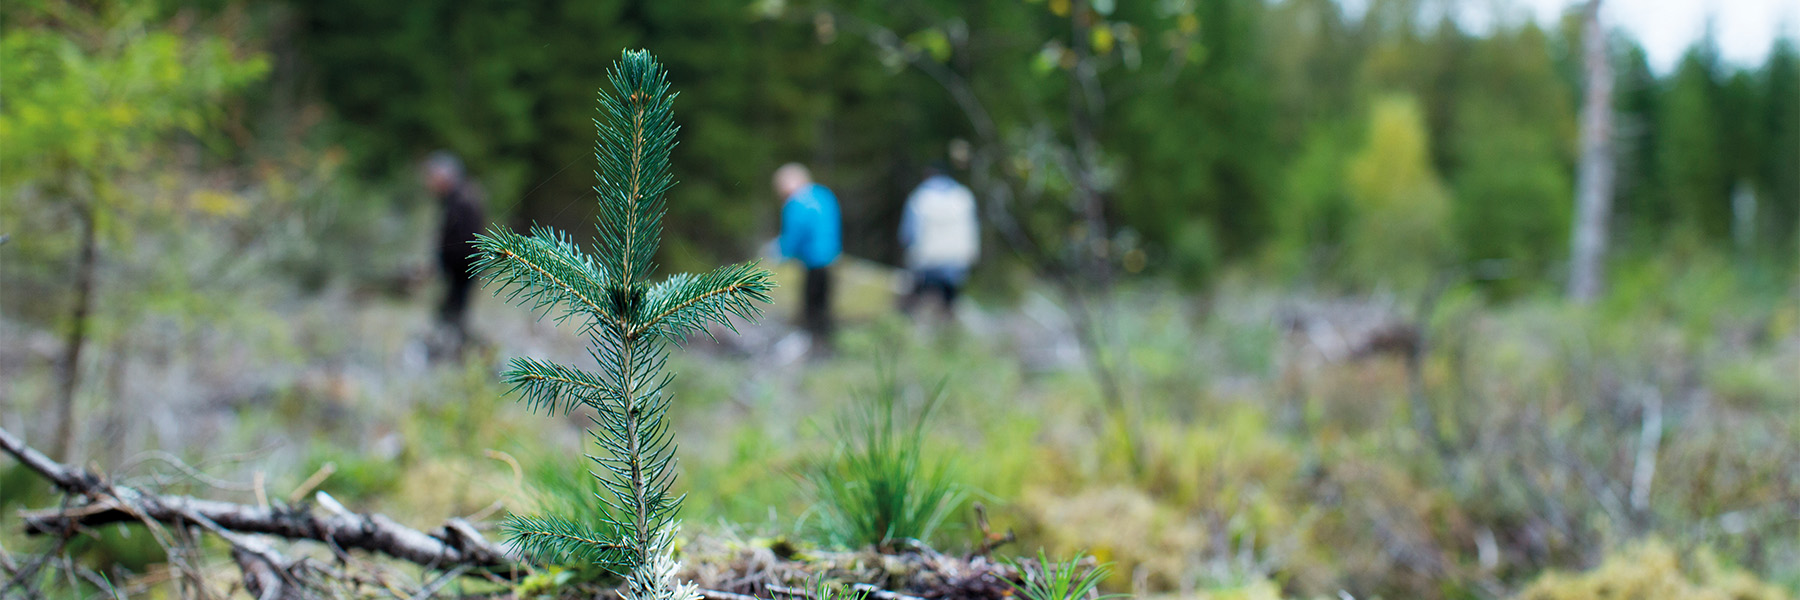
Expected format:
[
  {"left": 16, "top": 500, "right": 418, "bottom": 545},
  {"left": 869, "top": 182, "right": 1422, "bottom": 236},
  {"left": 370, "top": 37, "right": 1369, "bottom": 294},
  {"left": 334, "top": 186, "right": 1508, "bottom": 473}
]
[{"left": 1, "top": 0, "right": 1798, "bottom": 598}]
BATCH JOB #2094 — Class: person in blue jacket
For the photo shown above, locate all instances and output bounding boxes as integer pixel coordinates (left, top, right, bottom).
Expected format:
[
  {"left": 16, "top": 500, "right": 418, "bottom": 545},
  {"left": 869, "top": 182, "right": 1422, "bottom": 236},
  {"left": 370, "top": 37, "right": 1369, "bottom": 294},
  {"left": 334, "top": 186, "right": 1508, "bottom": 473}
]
[{"left": 772, "top": 163, "right": 842, "bottom": 346}]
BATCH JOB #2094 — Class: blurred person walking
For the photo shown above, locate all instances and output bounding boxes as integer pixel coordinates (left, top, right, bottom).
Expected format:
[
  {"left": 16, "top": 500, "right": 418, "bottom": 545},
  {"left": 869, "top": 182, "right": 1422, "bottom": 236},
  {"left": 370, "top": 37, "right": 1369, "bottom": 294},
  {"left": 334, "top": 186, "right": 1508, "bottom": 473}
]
[
  {"left": 899, "top": 162, "right": 979, "bottom": 320},
  {"left": 422, "top": 151, "right": 485, "bottom": 354},
  {"left": 772, "top": 163, "right": 842, "bottom": 352}
]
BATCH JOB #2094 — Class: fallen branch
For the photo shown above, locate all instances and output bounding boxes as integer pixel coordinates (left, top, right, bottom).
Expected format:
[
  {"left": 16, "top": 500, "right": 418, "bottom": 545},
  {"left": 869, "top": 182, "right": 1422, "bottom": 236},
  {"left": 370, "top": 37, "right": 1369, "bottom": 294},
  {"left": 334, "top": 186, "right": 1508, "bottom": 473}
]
[
  {"left": 849, "top": 583, "right": 929, "bottom": 600},
  {"left": 20, "top": 495, "right": 511, "bottom": 571},
  {"left": 231, "top": 545, "right": 294, "bottom": 600},
  {"left": 0, "top": 425, "right": 96, "bottom": 494},
  {"left": 700, "top": 587, "right": 768, "bottom": 600},
  {"left": 1, "top": 425, "right": 517, "bottom": 574},
  {"left": 4, "top": 426, "right": 1009, "bottom": 600}
]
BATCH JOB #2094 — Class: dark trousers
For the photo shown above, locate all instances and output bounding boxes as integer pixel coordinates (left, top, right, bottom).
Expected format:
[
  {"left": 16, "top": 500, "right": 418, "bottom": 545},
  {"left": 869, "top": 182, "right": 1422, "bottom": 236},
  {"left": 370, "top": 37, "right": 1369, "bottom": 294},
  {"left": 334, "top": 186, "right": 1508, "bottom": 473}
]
[
  {"left": 901, "top": 267, "right": 964, "bottom": 317},
  {"left": 439, "top": 252, "right": 475, "bottom": 329},
  {"left": 803, "top": 266, "right": 834, "bottom": 343},
  {"left": 441, "top": 271, "right": 473, "bottom": 326},
  {"left": 437, "top": 191, "right": 482, "bottom": 332},
  {"left": 902, "top": 276, "right": 960, "bottom": 314},
  {"left": 436, "top": 253, "right": 476, "bottom": 359}
]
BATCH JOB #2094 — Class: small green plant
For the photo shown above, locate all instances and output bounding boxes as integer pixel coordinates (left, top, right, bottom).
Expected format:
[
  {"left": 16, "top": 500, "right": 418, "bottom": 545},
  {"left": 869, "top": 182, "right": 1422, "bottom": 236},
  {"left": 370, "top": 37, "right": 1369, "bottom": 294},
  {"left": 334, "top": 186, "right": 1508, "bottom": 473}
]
[
  {"left": 1006, "top": 550, "right": 1125, "bottom": 600},
  {"left": 804, "top": 375, "right": 962, "bottom": 550},
  {"left": 475, "top": 49, "right": 773, "bottom": 600},
  {"left": 787, "top": 577, "right": 868, "bottom": 600}
]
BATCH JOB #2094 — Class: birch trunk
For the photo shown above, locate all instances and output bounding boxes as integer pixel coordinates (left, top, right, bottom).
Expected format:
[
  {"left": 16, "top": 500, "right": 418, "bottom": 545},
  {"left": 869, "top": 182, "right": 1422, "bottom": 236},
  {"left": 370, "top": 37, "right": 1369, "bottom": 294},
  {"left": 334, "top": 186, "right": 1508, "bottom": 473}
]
[{"left": 1568, "top": 0, "right": 1614, "bottom": 302}]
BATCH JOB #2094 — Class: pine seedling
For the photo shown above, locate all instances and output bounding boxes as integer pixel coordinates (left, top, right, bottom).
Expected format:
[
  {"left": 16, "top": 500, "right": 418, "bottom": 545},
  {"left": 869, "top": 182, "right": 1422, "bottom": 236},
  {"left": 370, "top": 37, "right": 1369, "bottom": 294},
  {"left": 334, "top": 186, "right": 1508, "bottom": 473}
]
[{"left": 474, "top": 49, "right": 773, "bottom": 600}]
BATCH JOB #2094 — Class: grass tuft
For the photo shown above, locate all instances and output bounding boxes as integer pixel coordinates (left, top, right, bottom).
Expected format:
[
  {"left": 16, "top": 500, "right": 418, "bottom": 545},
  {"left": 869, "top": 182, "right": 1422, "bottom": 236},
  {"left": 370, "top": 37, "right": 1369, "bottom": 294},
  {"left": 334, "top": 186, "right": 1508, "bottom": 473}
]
[
  {"left": 1006, "top": 550, "right": 1126, "bottom": 600},
  {"left": 786, "top": 576, "right": 868, "bottom": 600},
  {"left": 803, "top": 371, "right": 964, "bottom": 551}
]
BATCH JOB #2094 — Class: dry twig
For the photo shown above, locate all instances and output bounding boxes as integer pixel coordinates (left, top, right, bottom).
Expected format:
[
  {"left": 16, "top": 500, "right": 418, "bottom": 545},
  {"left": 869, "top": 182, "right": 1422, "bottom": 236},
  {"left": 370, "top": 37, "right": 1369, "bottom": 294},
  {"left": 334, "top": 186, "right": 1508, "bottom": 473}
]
[{"left": 701, "top": 588, "right": 768, "bottom": 600}]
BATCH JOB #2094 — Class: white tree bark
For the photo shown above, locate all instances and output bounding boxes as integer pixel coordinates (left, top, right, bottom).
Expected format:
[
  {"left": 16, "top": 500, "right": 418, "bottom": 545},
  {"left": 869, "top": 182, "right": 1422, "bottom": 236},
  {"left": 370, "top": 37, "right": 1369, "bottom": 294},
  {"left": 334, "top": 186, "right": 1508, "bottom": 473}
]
[{"left": 1568, "top": 0, "right": 1615, "bottom": 302}]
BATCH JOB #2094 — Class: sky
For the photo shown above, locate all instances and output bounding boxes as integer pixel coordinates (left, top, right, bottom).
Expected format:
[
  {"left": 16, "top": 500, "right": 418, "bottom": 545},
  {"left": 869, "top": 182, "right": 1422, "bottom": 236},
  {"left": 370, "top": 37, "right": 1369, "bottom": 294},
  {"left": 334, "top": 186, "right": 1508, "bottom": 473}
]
[
  {"left": 1338, "top": 0, "right": 1800, "bottom": 73},
  {"left": 1506, "top": 0, "right": 1798, "bottom": 72}
]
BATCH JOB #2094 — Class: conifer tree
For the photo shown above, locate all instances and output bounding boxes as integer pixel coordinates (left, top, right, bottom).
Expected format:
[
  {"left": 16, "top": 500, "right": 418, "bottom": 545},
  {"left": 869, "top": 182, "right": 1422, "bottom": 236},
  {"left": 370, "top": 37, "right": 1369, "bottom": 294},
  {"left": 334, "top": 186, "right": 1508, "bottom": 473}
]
[{"left": 472, "top": 49, "right": 773, "bottom": 600}]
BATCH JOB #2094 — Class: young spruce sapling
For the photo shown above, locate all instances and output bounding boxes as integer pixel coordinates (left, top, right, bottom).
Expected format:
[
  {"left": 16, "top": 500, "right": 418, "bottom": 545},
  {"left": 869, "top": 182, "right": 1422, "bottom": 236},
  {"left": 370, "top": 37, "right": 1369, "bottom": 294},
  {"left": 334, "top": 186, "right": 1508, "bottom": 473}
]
[{"left": 473, "top": 49, "right": 774, "bottom": 600}]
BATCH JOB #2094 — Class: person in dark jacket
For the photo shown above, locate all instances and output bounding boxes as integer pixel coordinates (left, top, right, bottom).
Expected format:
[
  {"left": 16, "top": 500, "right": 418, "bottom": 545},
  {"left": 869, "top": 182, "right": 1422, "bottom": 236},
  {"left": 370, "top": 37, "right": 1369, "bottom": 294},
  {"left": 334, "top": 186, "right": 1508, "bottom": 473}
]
[
  {"left": 772, "top": 163, "right": 841, "bottom": 349},
  {"left": 423, "top": 151, "right": 484, "bottom": 348}
]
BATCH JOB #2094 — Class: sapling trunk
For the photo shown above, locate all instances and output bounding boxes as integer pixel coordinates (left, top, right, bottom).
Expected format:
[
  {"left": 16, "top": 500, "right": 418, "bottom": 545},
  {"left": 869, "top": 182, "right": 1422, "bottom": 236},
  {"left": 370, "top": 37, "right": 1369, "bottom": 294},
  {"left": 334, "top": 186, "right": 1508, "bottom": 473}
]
[{"left": 53, "top": 202, "right": 97, "bottom": 462}]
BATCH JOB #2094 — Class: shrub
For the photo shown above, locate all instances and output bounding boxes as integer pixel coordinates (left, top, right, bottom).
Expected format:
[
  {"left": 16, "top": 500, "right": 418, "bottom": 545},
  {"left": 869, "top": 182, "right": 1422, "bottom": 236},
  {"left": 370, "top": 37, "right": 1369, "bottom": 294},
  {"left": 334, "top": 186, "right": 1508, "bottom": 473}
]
[{"left": 1342, "top": 94, "right": 1454, "bottom": 289}]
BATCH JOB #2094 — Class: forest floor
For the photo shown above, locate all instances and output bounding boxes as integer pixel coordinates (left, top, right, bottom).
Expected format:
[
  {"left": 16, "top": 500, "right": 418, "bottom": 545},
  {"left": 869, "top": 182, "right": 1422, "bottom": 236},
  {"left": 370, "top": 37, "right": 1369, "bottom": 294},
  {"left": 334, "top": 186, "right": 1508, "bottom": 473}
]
[{"left": 2, "top": 244, "right": 1798, "bottom": 598}]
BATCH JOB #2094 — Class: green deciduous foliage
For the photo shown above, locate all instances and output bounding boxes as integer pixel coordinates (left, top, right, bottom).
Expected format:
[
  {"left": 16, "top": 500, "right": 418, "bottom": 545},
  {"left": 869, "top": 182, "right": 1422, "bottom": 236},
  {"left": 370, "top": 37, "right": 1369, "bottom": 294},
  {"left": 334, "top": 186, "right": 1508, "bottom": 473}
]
[
  {"left": 1, "top": 0, "right": 267, "bottom": 459},
  {"left": 0, "top": 3, "right": 267, "bottom": 186},
  {"left": 0, "top": 1, "right": 269, "bottom": 270},
  {"left": 474, "top": 50, "right": 773, "bottom": 600},
  {"left": 0, "top": 1, "right": 268, "bottom": 240},
  {"left": 1342, "top": 94, "right": 1453, "bottom": 288}
]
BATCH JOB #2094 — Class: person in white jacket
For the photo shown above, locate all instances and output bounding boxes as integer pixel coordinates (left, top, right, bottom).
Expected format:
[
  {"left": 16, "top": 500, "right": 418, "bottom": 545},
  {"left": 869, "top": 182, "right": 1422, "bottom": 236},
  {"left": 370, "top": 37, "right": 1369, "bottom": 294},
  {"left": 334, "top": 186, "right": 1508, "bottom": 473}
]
[{"left": 898, "top": 163, "right": 979, "bottom": 317}]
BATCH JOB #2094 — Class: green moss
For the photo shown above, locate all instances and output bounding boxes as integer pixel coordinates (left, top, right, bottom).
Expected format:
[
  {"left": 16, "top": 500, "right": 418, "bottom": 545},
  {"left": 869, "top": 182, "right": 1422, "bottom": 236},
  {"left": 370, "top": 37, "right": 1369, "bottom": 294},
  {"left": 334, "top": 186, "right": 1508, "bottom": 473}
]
[{"left": 1518, "top": 540, "right": 1791, "bottom": 600}]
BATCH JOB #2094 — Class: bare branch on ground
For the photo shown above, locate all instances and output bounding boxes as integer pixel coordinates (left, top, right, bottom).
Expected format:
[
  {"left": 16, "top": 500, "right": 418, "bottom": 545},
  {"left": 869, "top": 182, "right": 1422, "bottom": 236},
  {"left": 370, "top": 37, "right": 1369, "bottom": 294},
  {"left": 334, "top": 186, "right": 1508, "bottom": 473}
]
[{"left": 2, "top": 425, "right": 516, "bottom": 574}]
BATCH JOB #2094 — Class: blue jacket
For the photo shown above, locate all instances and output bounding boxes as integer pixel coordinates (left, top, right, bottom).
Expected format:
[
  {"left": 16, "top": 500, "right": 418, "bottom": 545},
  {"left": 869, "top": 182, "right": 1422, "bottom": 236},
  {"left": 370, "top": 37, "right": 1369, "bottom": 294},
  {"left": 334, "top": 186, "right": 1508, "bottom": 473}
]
[{"left": 780, "top": 183, "right": 842, "bottom": 269}]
